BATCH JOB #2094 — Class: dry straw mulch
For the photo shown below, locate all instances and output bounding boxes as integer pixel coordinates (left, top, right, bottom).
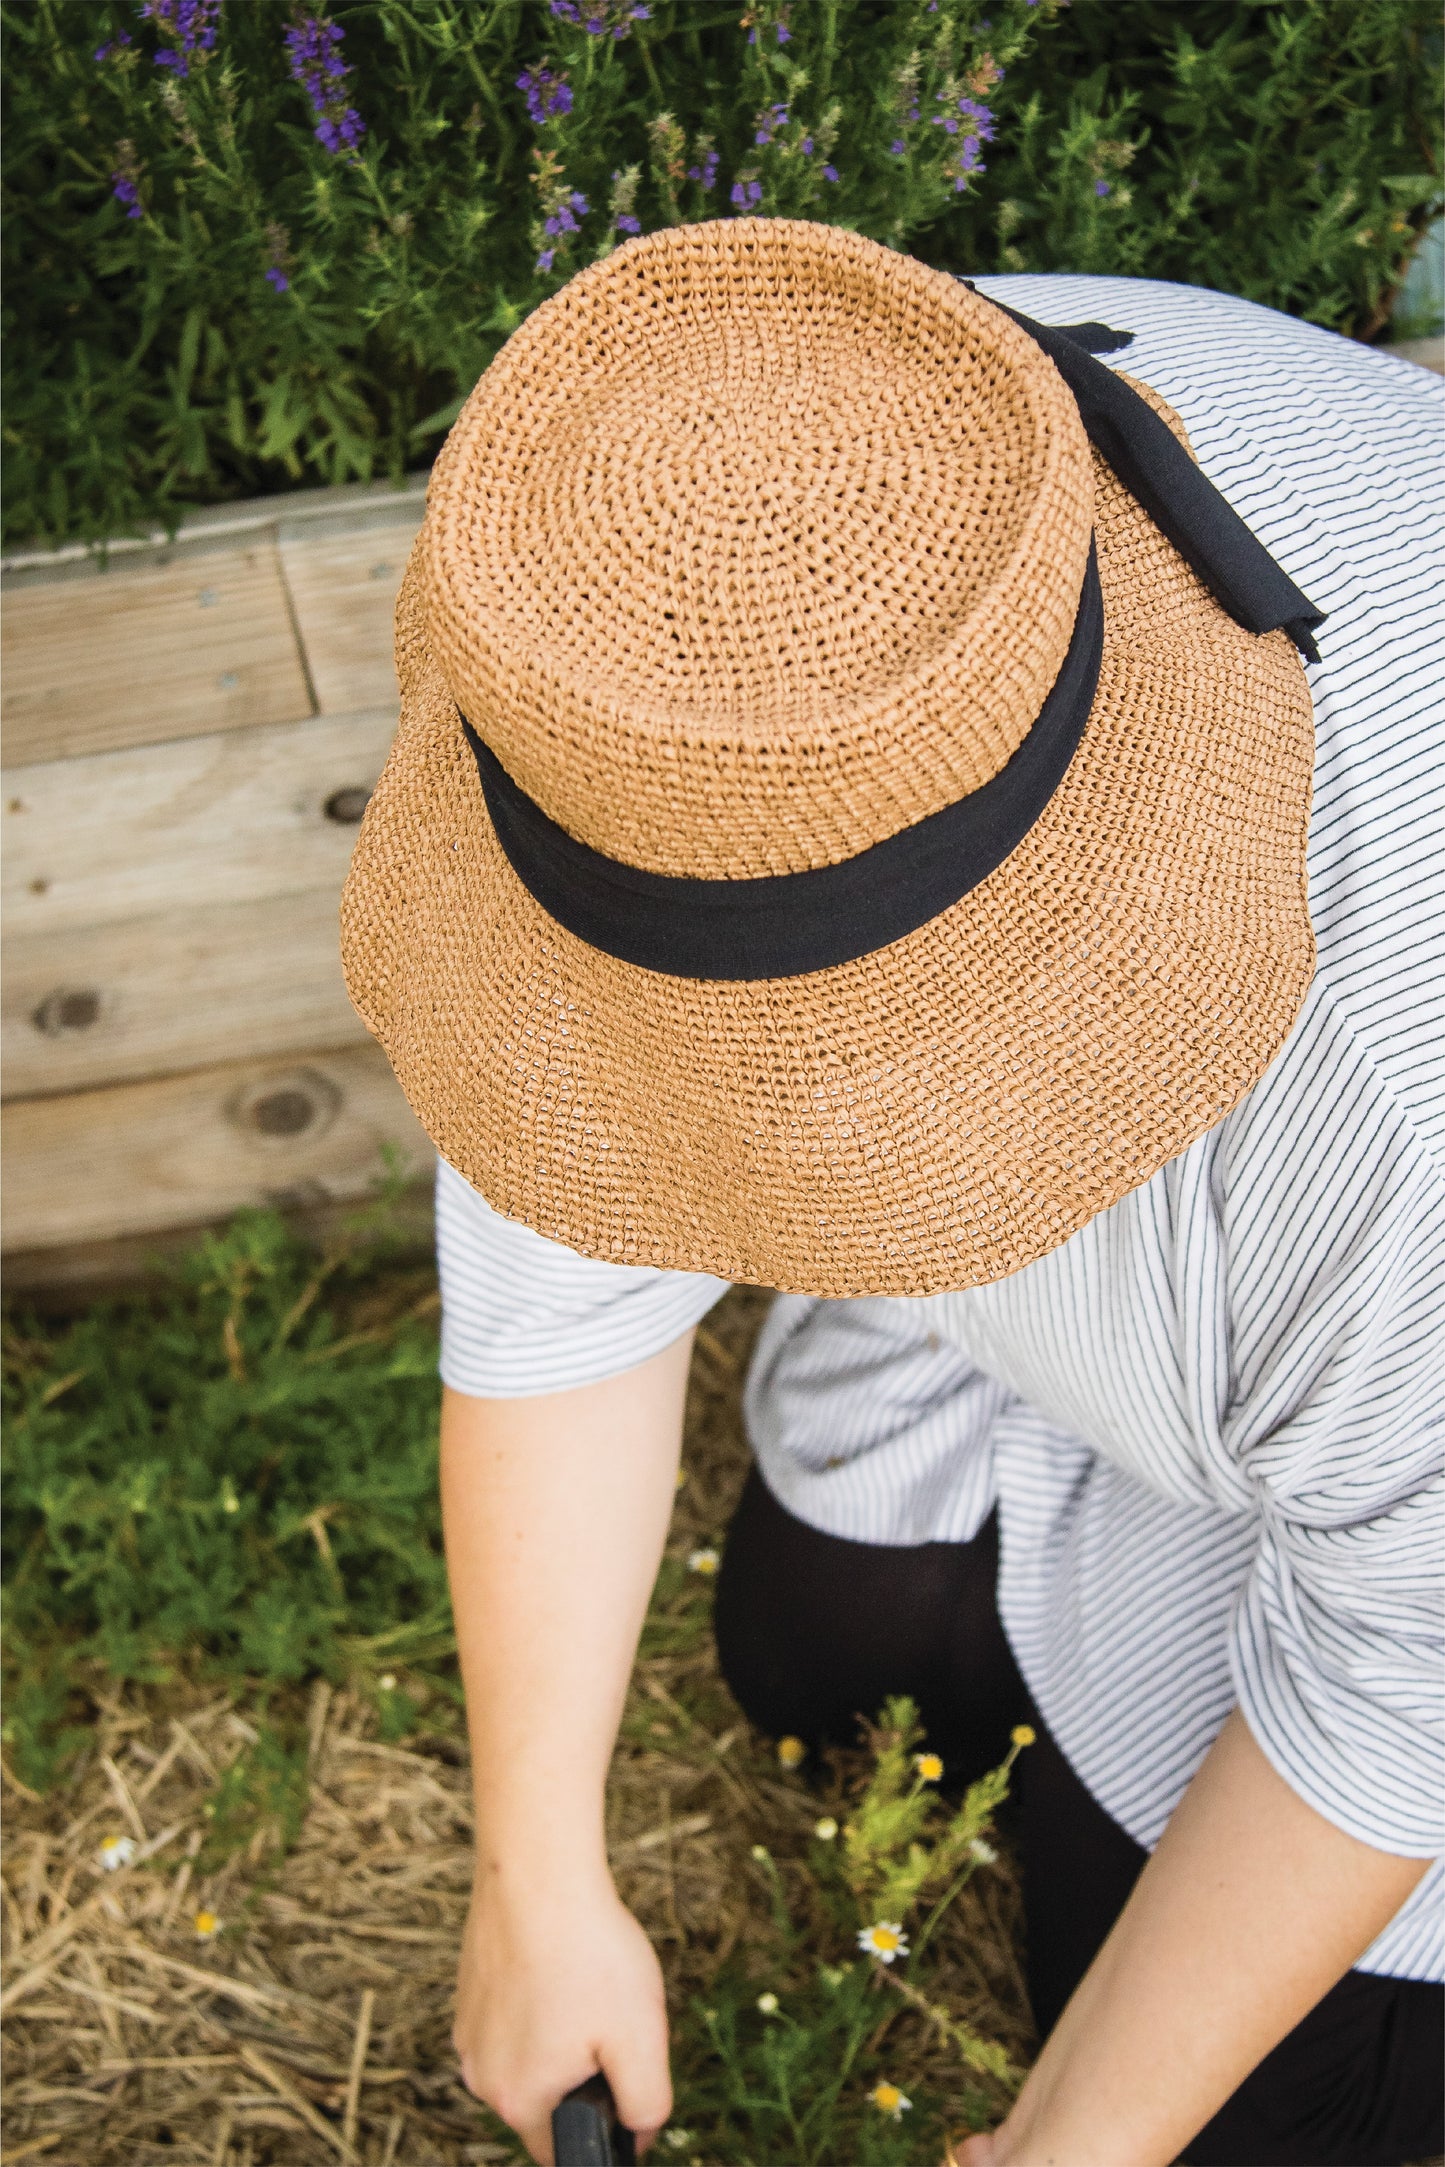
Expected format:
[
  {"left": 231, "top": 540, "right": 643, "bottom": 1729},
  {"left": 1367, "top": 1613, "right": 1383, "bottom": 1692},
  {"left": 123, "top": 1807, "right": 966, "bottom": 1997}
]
[{"left": 1, "top": 1289, "right": 1032, "bottom": 2165}]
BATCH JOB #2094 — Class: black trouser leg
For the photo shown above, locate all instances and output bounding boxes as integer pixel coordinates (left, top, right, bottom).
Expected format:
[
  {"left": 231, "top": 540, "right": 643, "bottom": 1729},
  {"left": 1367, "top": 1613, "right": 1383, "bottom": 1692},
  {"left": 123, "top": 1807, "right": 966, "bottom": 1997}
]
[{"left": 712, "top": 1466, "right": 1445, "bottom": 2167}]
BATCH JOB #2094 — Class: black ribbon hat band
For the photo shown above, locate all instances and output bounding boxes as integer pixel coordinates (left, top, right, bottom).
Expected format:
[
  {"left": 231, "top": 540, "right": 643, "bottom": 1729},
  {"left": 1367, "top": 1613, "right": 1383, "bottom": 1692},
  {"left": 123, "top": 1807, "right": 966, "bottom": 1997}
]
[{"left": 461, "top": 309, "right": 1325, "bottom": 984}]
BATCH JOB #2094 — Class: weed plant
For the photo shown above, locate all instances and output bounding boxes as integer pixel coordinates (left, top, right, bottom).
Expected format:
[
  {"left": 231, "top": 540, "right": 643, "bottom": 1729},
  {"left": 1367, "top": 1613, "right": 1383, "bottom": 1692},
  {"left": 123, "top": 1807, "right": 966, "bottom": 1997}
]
[{"left": 3, "top": 0, "right": 1439, "bottom": 548}]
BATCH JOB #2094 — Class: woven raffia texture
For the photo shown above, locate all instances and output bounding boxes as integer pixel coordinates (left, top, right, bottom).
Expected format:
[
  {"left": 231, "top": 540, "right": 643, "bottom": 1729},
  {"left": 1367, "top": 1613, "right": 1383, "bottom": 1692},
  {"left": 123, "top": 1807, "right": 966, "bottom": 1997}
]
[{"left": 342, "top": 219, "right": 1315, "bottom": 1297}]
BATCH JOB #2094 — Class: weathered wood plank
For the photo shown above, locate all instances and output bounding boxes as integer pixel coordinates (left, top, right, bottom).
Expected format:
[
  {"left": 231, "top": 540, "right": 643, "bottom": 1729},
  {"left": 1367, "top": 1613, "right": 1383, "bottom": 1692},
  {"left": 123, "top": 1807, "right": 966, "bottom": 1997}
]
[
  {"left": 1, "top": 1043, "right": 432, "bottom": 1251},
  {"left": 3, "top": 707, "right": 398, "bottom": 936},
  {"left": 279, "top": 519, "right": 419, "bottom": 714},
  {"left": 3, "top": 889, "right": 370, "bottom": 1099},
  {"left": 1, "top": 1181, "right": 436, "bottom": 1302},
  {"left": 1, "top": 544, "right": 314, "bottom": 764}
]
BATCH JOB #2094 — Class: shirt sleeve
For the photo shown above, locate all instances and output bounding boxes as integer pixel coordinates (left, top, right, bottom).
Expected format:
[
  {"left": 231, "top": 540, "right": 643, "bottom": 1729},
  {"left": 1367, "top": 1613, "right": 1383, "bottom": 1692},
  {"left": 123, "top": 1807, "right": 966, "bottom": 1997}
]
[
  {"left": 744, "top": 1293, "right": 1009, "bottom": 1546},
  {"left": 1224, "top": 1094, "right": 1445, "bottom": 1859},
  {"left": 435, "top": 1157, "right": 731, "bottom": 1398}
]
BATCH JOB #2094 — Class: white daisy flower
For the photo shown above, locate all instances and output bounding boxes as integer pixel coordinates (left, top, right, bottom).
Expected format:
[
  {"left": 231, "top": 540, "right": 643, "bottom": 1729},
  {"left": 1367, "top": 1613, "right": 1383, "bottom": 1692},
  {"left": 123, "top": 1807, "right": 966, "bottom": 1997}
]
[
  {"left": 857, "top": 1921, "right": 909, "bottom": 1964},
  {"left": 869, "top": 2081, "right": 912, "bottom": 2119},
  {"left": 687, "top": 1547, "right": 720, "bottom": 1576},
  {"left": 98, "top": 1835, "right": 135, "bottom": 1872}
]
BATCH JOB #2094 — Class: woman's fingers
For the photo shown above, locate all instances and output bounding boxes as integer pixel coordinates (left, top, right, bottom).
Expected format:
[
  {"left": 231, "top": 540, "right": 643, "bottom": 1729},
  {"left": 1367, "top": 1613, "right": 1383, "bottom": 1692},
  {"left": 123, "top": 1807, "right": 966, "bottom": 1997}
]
[
  {"left": 599, "top": 2000, "right": 673, "bottom": 2149},
  {"left": 945, "top": 2131, "right": 998, "bottom": 2166}
]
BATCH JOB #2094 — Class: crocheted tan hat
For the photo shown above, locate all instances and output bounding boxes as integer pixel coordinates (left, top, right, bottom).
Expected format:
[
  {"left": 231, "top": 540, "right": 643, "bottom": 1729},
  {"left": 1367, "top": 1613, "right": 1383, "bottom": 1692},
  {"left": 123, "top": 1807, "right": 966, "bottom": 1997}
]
[{"left": 341, "top": 218, "right": 1319, "bottom": 1297}]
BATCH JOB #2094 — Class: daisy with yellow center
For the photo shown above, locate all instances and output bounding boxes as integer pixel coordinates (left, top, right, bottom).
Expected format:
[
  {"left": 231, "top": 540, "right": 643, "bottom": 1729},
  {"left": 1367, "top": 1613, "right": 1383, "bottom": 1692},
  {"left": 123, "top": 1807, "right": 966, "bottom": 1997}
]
[
  {"left": 98, "top": 1835, "right": 135, "bottom": 1872},
  {"left": 194, "top": 1911, "right": 220, "bottom": 1939},
  {"left": 869, "top": 2080, "right": 912, "bottom": 2119},
  {"left": 914, "top": 1751, "right": 944, "bottom": 1782},
  {"left": 776, "top": 1735, "right": 806, "bottom": 1770},
  {"left": 968, "top": 1836, "right": 998, "bottom": 1866},
  {"left": 857, "top": 1920, "right": 909, "bottom": 1964},
  {"left": 687, "top": 1546, "right": 720, "bottom": 1576}
]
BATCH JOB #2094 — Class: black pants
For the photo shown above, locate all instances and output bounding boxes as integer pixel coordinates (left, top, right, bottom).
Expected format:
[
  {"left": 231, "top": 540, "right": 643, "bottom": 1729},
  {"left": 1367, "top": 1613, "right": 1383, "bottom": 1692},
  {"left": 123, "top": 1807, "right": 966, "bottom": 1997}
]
[{"left": 713, "top": 1468, "right": 1443, "bottom": 2167}]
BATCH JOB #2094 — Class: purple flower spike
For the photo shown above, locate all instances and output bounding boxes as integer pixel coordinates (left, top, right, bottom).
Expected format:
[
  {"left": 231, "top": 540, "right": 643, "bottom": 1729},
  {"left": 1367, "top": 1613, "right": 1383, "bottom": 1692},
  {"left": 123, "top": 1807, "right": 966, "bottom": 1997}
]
[
  {"left": 822, "top": 164, "right": 838, "bottom": 182},
  {"left": 266, "top": 266, "right": 290, "bottom": 291},
  {"left": 94, "top": 32, "right": 133, "bottom": 61},
  {"left": 286, "top": 12, "right": 366, "bottom": 154},
  {"left": 141, "top": 0, "right": 219, "bottom": 76},
  {"left": 776, "top": 21, "right": 790, "bottom": 38},
  {"left": 111, "top": 172, "right": 143, "bottom": 218},
  {"left": 516, "top": 63, "right": 573, "bottom": 126},
  {"left": 617, "top": 214, "right": 642, "bottom": 234},
  {"left": 1095, "top": 179, "right": 1111, "bottom": 197},
  {"left": 890, "top": 139, "right": 906, "bottom": 156},
  {"left": 537, "top": 248, "right": 556, "bottom": 271}
]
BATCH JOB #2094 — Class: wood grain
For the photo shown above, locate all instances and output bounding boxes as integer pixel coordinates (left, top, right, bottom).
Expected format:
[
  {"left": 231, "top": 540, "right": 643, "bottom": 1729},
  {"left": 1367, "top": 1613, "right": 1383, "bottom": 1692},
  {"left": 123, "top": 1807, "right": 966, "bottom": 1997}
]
[
  {"left": 1, "top": 545, "right": 314, "bottom": 764},
  {"left": 279, "top": 519, "right": 420, "bottom": 714},
  {"left": 3, "top": 889, "right": 371, "bottom": 1099},
  {"left": 1, "top": 1043, "right": 432, "bottom": 1251},
  {"left": 3, "top": 707, "right": 398, "bottom": 936}
]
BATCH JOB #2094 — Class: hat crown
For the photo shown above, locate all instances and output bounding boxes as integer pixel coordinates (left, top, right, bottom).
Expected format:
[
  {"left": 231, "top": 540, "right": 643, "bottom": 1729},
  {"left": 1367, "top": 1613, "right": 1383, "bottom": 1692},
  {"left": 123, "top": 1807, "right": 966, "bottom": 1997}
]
[{"left": 425, "top": 218, "right": 1093, "bottom": 879}]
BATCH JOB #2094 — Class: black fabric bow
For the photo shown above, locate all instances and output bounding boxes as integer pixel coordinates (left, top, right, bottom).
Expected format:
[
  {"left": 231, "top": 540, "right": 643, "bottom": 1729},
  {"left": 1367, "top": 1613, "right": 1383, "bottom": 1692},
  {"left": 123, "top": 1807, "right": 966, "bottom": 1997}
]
[{"left": 979, "top": 294, "right": 1325, "bottom": 662}]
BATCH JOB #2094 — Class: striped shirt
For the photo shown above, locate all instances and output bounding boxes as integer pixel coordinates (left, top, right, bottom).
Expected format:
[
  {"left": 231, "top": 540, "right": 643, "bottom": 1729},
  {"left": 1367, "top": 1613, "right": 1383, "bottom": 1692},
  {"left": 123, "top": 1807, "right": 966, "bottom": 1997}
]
[{"left": 435, "top": 275, "right": 1445, "bottom": 1983}]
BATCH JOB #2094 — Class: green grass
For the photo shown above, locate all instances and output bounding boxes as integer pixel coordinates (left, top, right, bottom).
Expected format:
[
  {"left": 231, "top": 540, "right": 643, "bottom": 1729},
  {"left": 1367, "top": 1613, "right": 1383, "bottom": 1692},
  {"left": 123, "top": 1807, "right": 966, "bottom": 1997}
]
[{"left": 2, "top": 1199, "right": 451, "bottom": 1790}]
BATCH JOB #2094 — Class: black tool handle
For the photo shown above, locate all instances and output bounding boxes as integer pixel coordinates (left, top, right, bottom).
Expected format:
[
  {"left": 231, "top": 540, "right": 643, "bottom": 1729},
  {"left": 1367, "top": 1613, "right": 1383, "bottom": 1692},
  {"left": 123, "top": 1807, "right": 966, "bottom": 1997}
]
[{"left": 551, "top": 2073, "right": 637, "bottom": 2166}]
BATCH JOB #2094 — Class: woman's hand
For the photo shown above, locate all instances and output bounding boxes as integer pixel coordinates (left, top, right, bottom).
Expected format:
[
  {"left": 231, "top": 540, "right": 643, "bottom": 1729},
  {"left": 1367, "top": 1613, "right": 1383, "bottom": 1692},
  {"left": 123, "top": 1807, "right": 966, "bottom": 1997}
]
[{"left": 455, "top": 1864, "right": 671, "bottom": 2165}]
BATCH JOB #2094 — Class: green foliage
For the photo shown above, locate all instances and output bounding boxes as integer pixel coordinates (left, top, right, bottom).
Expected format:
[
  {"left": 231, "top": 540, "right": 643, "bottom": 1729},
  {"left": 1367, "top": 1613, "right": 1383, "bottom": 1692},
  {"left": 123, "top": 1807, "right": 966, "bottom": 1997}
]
[
  {"left": 1, "top": 1208, "right": 447, "bottom": 1787},
  {"left": 197, "top": 1712, "right": 310, "bottom": 1869},
  {"left": 3, "top": 0, "right": 1438, "bottom": 548}
]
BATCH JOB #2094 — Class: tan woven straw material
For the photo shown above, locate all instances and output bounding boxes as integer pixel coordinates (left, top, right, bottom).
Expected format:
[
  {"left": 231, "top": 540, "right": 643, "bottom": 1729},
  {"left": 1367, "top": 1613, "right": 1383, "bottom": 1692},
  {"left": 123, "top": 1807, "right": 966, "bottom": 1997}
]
[{"left": 341, "top": 218, "right": 1315, "bottom": 1298}]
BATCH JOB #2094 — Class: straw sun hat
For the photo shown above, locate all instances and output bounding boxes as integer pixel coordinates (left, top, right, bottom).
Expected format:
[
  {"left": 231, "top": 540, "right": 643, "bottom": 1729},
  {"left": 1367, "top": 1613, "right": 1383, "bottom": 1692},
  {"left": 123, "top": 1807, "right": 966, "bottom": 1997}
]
[{"left": 341, "top": 218, "right": 1322, "bottom": 1297}]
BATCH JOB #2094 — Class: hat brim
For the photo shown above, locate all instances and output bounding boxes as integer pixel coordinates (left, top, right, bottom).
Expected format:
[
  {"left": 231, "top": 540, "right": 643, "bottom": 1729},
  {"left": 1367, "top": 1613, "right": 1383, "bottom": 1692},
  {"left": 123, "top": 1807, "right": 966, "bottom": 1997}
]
[{"left": 342, "top": 400, "right": 1314, "bottom": 1297}]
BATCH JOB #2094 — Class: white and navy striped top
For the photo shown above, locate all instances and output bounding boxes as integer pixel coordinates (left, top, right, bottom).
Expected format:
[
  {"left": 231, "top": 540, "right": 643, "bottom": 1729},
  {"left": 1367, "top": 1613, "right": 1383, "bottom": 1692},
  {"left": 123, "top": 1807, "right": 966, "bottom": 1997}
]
[{"left": 435, "top": 276, "right": 1445, "bottom": 1983}]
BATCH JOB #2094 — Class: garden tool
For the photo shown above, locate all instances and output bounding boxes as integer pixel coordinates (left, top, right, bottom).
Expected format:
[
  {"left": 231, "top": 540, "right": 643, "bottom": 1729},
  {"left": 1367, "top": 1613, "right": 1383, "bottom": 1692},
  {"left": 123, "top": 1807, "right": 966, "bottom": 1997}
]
[{"left": 552, "top": 2073, "right": 637, "bottom": 2166}]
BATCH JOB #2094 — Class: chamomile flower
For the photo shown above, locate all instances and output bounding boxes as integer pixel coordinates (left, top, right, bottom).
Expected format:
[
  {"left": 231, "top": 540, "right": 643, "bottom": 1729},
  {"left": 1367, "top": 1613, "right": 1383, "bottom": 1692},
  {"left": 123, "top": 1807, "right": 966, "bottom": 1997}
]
[
  {"left": 1012, "top": 1724, "right": 1036, "bottom": 1747},
  {"left": 98, "top": 1835, "right": 135, "bottom": 1872},
  {"left": 378, "top": 1674, "right": 397, "bottom": 1693},
  {"left": 857, "top": 1920, "right": 909, "bottom": 1964},
  {"left": 869, "top": 2080, "right": 912, "bottom": 2119},
  {"left": 756, "top": 1991, "right": 779, "bottom": 2015},
  {"left": 813, "top": 1816, "right": 838, "bottom": 1841},
  {"left": 968, "top": 1836, "right": 998, "bottom": 1865},
  {"left": 687, "top": 1546, "right": 720, "bottom": 1576},
  {"left": 193, "top": 1910, "right": 220, "bottom": 1939},
  {"left": 776, "top": 1735, "right": 806, "bottom": 1770},
  {"left": 914, "top": 1751, "right": 944, "bottom": 1782}
]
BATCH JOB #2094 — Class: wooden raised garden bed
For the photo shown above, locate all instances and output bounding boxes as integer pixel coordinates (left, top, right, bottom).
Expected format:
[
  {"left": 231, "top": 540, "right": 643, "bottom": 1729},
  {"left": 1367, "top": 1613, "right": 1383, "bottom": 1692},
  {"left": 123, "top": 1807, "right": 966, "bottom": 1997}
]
[{"left": 1, "top": 479, "right": 433, "bottom": 1292}]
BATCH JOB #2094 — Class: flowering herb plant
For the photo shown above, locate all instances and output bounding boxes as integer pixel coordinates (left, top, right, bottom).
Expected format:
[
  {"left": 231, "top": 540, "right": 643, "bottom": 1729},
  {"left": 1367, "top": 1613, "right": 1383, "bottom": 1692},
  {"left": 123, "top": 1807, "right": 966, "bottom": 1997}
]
[
  {"left": 670, "top": 1697, "right": 1033, "bottom": 2160},
  {"left": 3, "top": 0, "right": 1439, "bottom": 547}
]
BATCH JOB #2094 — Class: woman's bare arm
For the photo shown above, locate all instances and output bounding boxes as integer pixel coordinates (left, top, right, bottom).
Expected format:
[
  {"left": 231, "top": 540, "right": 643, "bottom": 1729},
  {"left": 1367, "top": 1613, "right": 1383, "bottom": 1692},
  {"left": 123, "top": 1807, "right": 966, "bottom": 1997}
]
[
  {"left": 441, "top": 1331, "right": 696, "bottom": 2164},
  {"left": 954, "top": 1708, "right": 1430, "bottom": 2167}
]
